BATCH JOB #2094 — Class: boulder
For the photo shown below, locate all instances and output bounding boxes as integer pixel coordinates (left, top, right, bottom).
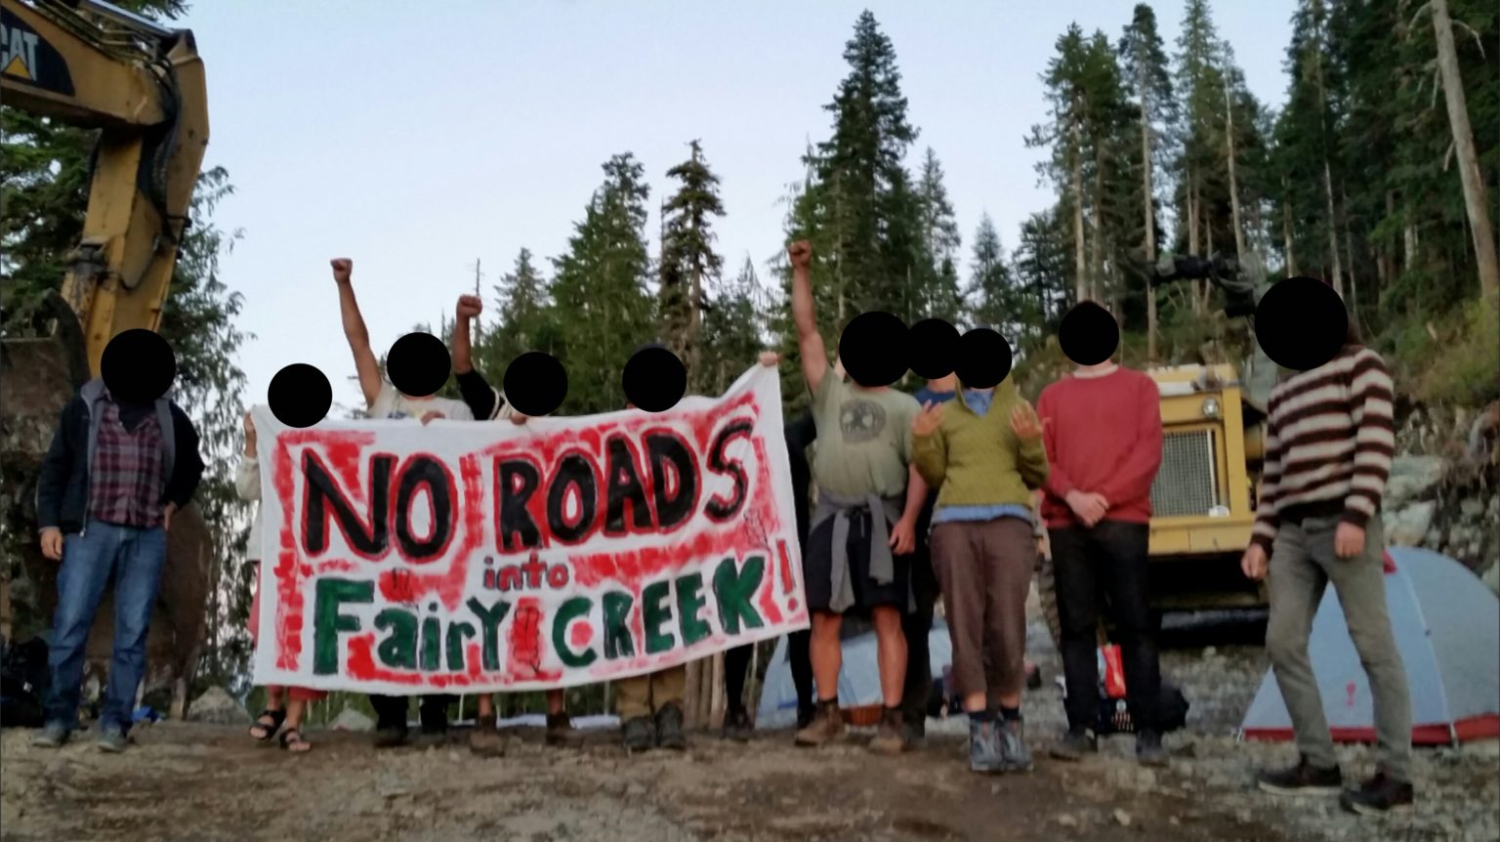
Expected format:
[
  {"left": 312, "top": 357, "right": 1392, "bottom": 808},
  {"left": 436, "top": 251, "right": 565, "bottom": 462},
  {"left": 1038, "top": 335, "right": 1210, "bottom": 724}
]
[
  {"left": 1384, "top": 456, "right": 1448, "bottom": 509},
  {"left": 330, "top": 707, "right": 375, "bottom": 732},
  {"left": 1384, "top": 502, "right": 1436, "bottom": 548},
  {"left": 187, "top": 686, "right": 249, "bottom": 725}
]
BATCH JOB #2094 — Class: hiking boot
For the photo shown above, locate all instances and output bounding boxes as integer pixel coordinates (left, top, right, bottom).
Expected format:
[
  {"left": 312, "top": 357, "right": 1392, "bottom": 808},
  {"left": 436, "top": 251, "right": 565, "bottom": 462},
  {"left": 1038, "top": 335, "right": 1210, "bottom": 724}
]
[
  {"left": 996, "top": 717, "right": 1032, "bottom": 772},
  {"left": 545, "top": 712, "right": 584, "bottom": 747},
  {"left": 622, "top": 716, "right": 655, "bottom": 753},
  {"left": 796, "top": 701, "right": 818, "bottom": 731},
  {"left": 1257, "top": 757, "right": 1343, "bottom": 797},
  {"left": 468, "top": 715, "right": 505, "bottom": 757},
  {"left": 968, "top": 718, "right": 1003, "bottom": 773},
  {"left": 722, "top": 708, "right": 752, "bottom": 743},
  {"left": 373, "top": 726, "right": 409, "bottom": 749},
  {"left": 1049, "top": 728, "right": 1097, "bottom": 762},
  {"left": 1340, "top": 772, "right": 1415, "bottom": 816},
  {"left": 905, "top": 715, "right": 927, "bottom": 750},
  {"left": 869, "top": 707, "right": 907, "bottom": 755},
  {"left": 655, "top": 703, "right": 687, "bottom": 751},
  {"left": 413, "top": 726, "right": 448, "bottom": 748},
  {"left": 31, "top": 723, "right": 70, "bottom": 749},
  {"left": 794, "top": 700, "right": 846, "bottom": 748},
  {"left": 1136, "top": 730, "right": 1169, "bottom": 768},
  {"left": 96, "top": 727, "right": 129, "bottom": 753}
]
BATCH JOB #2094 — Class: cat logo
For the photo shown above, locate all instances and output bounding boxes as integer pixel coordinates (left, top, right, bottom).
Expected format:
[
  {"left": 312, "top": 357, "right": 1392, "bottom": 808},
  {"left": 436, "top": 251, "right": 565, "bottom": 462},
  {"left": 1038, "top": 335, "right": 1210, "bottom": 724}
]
[{"left": 1, "top": 7, "right": 75, "bottom": 96}]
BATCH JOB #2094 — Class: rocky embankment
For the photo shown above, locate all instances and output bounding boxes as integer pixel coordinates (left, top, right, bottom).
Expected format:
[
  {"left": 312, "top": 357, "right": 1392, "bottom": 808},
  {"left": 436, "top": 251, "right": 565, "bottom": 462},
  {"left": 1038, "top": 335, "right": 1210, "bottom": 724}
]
[{"left": 1385, "top": 400, "right": 1500, "bottom": 593}]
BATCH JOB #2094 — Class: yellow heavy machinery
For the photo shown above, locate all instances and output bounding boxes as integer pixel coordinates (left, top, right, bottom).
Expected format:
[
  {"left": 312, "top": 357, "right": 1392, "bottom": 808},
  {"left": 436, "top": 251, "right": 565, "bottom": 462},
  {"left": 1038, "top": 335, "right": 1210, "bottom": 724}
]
[
  {"left": 1144, "top": 362, "right": 1268, "bottom": 611},
  {"left": 1, "top": 0, "right": 211, "bottom": 717}
]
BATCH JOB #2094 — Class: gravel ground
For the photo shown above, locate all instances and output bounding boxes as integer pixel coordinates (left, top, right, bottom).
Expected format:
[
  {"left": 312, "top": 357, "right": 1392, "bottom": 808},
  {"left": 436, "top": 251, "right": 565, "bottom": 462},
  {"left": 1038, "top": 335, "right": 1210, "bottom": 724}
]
[{"left": 1, "top": 603, "right": 1495, "bottom": 841}]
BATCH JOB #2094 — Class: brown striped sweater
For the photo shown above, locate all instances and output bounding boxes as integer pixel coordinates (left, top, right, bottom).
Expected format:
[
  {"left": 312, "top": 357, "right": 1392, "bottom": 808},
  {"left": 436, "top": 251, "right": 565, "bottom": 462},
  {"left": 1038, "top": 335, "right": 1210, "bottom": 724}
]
[{"left": 1250, "top": 345, "right": 1395, "bottom": 552}]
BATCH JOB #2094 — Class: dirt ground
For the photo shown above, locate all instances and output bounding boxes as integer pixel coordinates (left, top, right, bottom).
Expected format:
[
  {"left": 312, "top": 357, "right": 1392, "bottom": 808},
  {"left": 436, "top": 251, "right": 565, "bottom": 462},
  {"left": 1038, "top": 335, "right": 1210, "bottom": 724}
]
[
  {"left": 0, "top": 718, "right": 1301, "bottom": 842},
  {"left": 3, "top": 612, "right": 1494, "bottom": 842}
]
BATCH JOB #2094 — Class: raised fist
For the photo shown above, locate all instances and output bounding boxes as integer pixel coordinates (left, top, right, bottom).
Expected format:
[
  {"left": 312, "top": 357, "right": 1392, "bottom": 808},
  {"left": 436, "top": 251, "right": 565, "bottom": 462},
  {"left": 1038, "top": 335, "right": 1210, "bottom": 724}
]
[
  {"left": 331, "top": 258, "right": 353, "bottom": 284},
  {"left": 457, "top": 294, "right": 483, "bottom": 320},
  {"left": 788, "top": 240, "right": 812, "bottom": 271}
]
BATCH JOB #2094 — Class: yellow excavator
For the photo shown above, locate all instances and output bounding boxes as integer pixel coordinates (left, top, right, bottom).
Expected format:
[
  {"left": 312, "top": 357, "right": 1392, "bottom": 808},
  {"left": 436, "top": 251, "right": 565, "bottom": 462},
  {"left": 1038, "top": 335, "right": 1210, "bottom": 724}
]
[{"left": 1, "top": 0, "right": 211, "bottom": 719}]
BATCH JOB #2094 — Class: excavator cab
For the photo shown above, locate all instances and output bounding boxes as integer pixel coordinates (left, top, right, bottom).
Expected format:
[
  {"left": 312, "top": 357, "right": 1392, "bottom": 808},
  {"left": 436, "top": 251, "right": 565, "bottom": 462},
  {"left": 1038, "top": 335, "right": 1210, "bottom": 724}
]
[{"left": 1, "top": 0, "right": 210, "bottom": 716}]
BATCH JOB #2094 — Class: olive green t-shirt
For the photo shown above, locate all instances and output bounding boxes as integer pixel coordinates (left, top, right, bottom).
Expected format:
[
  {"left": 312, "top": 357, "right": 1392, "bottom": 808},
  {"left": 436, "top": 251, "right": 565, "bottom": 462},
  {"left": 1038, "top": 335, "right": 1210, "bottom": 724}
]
[{"left": 809, "top": 373, "right": 919, "bottom": 499}]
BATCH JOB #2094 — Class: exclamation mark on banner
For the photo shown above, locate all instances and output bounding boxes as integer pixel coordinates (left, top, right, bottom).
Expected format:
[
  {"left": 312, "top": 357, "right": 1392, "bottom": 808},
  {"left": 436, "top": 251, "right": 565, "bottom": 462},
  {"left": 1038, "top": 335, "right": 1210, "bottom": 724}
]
[{"left": 777, "top": 539, "right": 798, "bottom": 613}]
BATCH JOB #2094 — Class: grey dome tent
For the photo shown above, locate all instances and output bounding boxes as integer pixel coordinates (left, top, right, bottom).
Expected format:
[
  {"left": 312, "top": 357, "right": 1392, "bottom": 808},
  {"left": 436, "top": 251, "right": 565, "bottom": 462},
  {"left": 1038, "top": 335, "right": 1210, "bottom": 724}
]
[
  {"left": 756, "top": 618, "right": 954, "bottom": 730},
  {"left": 1240, "top": 547, "right": 1500, "bottom": 746}
]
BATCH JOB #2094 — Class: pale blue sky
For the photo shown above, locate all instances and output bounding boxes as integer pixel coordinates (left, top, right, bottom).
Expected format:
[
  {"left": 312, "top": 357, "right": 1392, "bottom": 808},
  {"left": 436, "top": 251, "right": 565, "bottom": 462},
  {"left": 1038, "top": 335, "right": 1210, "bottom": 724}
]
[{"left": 179, "top": 0, "right": 1297, "bottom": 412}]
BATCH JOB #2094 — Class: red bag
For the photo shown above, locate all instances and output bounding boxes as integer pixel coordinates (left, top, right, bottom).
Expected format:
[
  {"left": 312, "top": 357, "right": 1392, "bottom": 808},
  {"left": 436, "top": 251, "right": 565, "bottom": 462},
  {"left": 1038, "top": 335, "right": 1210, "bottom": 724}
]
[{"left": 1101, "top": 645, "right": 1127, "bottom": 699}]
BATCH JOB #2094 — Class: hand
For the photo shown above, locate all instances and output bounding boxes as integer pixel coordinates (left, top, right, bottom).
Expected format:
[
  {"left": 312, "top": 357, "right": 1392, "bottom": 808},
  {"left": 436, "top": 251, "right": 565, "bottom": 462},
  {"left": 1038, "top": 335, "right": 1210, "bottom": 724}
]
[
  {"left": 1241, "top": 544, "right": 1268, "bottom": 581},
  {"left": 788, "top": 240, "right": 812, "bottom": 272},
  {"left": 330, "top": 258, "right": 353, "bottom": 284},
  {"left": 912, "top": 401, "right": 945, "bottom": 437},
  {"left": 759, "top": 351, "right": 780, "bottom": 367},
  {"left": 510, "top": 412, "right": 530, "bottom": 425},
  {"left": 163, "top": 503, "right": 177, "bottom": 532},
  {"left": 243, "top": 412, "right": 257, "bottom": 456},
  {"left": 40, "top": 527, "right": 63, "bottom": 561},
  {"left": 1010, "top": 400, "right": 1044, "bottom": 441},
  {"left": 1334, "top": 522, "right": 1366, "bottom": 559},
  {"left": 1065, "top": 490, "right": 1108, "bottom": 528},
  {"left": 457, "top": 294, "right": 483, "bottom": 320},
  {"left": 889, "top": 517, "right": 916, "bottom": 555}
]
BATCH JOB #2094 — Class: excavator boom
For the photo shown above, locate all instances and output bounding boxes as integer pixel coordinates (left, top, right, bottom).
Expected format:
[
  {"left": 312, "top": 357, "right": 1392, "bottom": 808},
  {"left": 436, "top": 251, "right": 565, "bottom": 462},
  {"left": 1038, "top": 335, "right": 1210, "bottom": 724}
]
[{"left": 2, "top": 0, "right": 208, "bottom": 374}]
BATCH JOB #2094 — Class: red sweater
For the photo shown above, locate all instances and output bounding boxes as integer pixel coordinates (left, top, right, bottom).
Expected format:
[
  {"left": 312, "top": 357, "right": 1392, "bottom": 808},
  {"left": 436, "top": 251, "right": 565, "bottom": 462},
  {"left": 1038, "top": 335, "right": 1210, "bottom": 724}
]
[{"left": 1036, "top": 366, "right": 1163, "bottom": 527}]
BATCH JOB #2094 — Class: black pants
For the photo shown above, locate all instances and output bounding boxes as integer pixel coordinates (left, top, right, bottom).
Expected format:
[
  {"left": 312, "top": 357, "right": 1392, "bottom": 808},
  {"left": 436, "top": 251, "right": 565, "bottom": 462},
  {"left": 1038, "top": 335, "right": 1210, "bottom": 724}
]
[
  {"left": 369, "top": 694, "right": 453, "bottom": 733},
  {"left": 724, "top": 630, "right": 813, "bottom": 716},
  {"left": 1049, "top": 521, "right": 1161, "bottom": 733},
  {"left": 900, "top": 543, "right": 940, "bottom": 729}
]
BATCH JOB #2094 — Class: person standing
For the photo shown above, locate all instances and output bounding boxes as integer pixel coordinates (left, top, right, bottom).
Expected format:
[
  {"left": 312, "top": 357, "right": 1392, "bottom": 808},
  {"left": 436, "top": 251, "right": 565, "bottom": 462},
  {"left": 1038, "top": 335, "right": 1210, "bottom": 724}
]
[
  {"left": 1241, "top": 319, "right": 1411, "bottom": 816},
  {"left": 1037, "top": 337, "right": 1168, "bottom": 767},
  {"left": 240, "top": 412, "right": 326, "bottom": 752},
  {"left": 32, "top": 337, "right": 205, "bottom": 752},
  {"left": 450, "top": 293, "right": 580, "bottom": 756},
  {"left": 911, "top": 373, "right": 1048, "bottom": 772},
  {"left": 787, "top": 241, "right": 926, "bottom": 755},
  {"left": 332, "top": 257, "right": 467, "bottom": 747}
]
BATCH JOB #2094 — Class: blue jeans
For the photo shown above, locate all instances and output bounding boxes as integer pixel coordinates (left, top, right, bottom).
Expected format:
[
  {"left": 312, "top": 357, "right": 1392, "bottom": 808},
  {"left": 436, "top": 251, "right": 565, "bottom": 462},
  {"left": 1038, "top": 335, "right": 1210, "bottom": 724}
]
[{"left": 44, "top": 520, "right": 168, "bottom": 733}]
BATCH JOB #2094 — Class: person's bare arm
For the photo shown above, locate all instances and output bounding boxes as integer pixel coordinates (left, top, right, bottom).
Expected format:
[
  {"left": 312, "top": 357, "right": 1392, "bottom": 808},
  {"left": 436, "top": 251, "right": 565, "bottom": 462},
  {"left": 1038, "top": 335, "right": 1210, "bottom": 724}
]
[
  {"left": 332, "top": 258, "right": 382, "bottom": 409},
  {"left": 454, "top": 294, "right": 481, "bottom": 375},
  {"left": 788, "top": 241, "right": 828, "bottom": 394}
]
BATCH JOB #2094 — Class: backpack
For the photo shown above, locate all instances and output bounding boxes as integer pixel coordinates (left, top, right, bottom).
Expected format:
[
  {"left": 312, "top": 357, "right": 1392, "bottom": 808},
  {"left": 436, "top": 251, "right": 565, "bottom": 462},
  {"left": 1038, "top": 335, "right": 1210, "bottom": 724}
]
[
  {"left": 0, "top": 634, "right": 51, "bottom": 728},
  {"left": 1096, "top": 681, "right": 1190, "bottom": 735}
]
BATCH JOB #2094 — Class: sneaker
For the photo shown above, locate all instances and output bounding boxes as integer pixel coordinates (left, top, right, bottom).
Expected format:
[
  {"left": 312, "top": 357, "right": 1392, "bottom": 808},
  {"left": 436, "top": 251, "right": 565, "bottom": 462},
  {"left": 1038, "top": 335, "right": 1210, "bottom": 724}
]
[
  {"left": 722, "top": 708, "right": 752, "bottom": 743},
  {"left": 1136, "top": 730, "right": 1169, "bottom": 768},
  {"left": 905, "top": 716, "right": 927, "bottom": 750},
  {"left": 468, "top": 715, "right": 505, "bottom": 757},
  {"left": 622, "top": 716, "right": 655, "bottom": 753},
  {"left": 1340, "top": 772, "right": 1415, "bottom": 816},
  {"left": 31, "top": 723, "right": 70, "bottom": 749},
  {"left": 545, "top": 712, "right": 585, "bottom": 747},
  {"left": 996, "top": 717, "right": 1032, "bottom": 772},
  {"left": 655, "top": 703, "right": 686, "bottom": 751},
  {"left": 96, "top": 727, "right": 129, "bottom": 753},
  {"left": 413, "top": 726, "right": 448, "bottom": 748},
  {"left": 869, "top": 707, "right": 907, "bottom": 755},
  {"left": 373, "top": 726, "right": 409, "bottom": 749},
  {"left": 794, "top": 700, "right": 846, "bottom": 748},
  {"left": 968, "top": 718, "right": 1003, "bottom": 773},
  {"left": 1049, "top": 728, "right": 1097, "bottom": 762},
  {"left": 1257, "top": 757, "right": 1343, "bottom": 797}
]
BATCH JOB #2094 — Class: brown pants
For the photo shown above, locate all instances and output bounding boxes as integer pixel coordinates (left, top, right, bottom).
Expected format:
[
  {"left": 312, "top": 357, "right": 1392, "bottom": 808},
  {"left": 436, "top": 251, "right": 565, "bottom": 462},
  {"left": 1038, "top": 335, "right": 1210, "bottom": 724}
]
[
  {"left": 931, "top": 518, "right": 1036, "bottom": 701},
  {"left": 615, "top": 665, "right": 687, "bottom": 720}
]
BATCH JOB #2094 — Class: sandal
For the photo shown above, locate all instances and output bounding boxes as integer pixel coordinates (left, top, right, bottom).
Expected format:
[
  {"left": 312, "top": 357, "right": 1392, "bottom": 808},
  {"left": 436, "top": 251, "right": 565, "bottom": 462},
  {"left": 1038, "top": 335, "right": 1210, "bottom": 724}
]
[
  {"left": 279, "top": 727, "right": 311, "bottom": 753},
  {"left": 249, "top": 709, "right": 287, "bottom": 742}
]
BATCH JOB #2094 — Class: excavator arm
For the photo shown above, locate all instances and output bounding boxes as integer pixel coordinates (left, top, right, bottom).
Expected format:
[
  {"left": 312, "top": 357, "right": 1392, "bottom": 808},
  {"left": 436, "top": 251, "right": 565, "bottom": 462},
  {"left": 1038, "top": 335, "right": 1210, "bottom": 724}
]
[{"left": 2, "top": 0, "right": 208, "bottom": 375}]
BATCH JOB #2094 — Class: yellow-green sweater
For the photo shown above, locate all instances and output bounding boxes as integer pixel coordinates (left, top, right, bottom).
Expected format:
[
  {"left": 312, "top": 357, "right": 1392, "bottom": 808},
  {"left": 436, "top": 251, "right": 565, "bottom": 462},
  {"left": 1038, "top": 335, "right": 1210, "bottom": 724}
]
[{"left": 912, "top": 379, "right": 1050, "bottom": 509}]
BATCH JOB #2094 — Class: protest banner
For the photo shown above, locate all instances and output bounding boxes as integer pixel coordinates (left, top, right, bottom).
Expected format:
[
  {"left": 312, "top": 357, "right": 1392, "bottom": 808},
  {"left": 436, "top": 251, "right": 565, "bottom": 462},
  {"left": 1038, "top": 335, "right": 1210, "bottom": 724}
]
[{"left": 250, "top": 364, "right": 807, "bottom": 693}]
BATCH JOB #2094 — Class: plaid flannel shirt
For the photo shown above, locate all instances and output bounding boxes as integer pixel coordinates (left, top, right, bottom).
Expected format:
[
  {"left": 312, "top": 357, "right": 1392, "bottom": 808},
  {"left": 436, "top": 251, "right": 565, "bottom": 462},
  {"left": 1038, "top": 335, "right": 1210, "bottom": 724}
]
[{"left": 88, "top": 399, "right": 167, "bottom": 528}]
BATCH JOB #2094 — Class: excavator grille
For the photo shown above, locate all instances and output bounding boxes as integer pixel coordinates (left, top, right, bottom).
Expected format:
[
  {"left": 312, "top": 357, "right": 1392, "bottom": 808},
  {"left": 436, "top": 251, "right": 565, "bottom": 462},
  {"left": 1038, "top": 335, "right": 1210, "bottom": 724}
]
[{"left": 1151, "top": 430, "right": 1220, "bottom": 517}]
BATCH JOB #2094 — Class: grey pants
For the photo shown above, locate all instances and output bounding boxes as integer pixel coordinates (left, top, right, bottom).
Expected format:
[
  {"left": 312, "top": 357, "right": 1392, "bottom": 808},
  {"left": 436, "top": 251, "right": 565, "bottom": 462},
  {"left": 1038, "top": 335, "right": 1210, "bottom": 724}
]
[{"left": 1265, "top": 516, "right": 1412, "bottom": 781}]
